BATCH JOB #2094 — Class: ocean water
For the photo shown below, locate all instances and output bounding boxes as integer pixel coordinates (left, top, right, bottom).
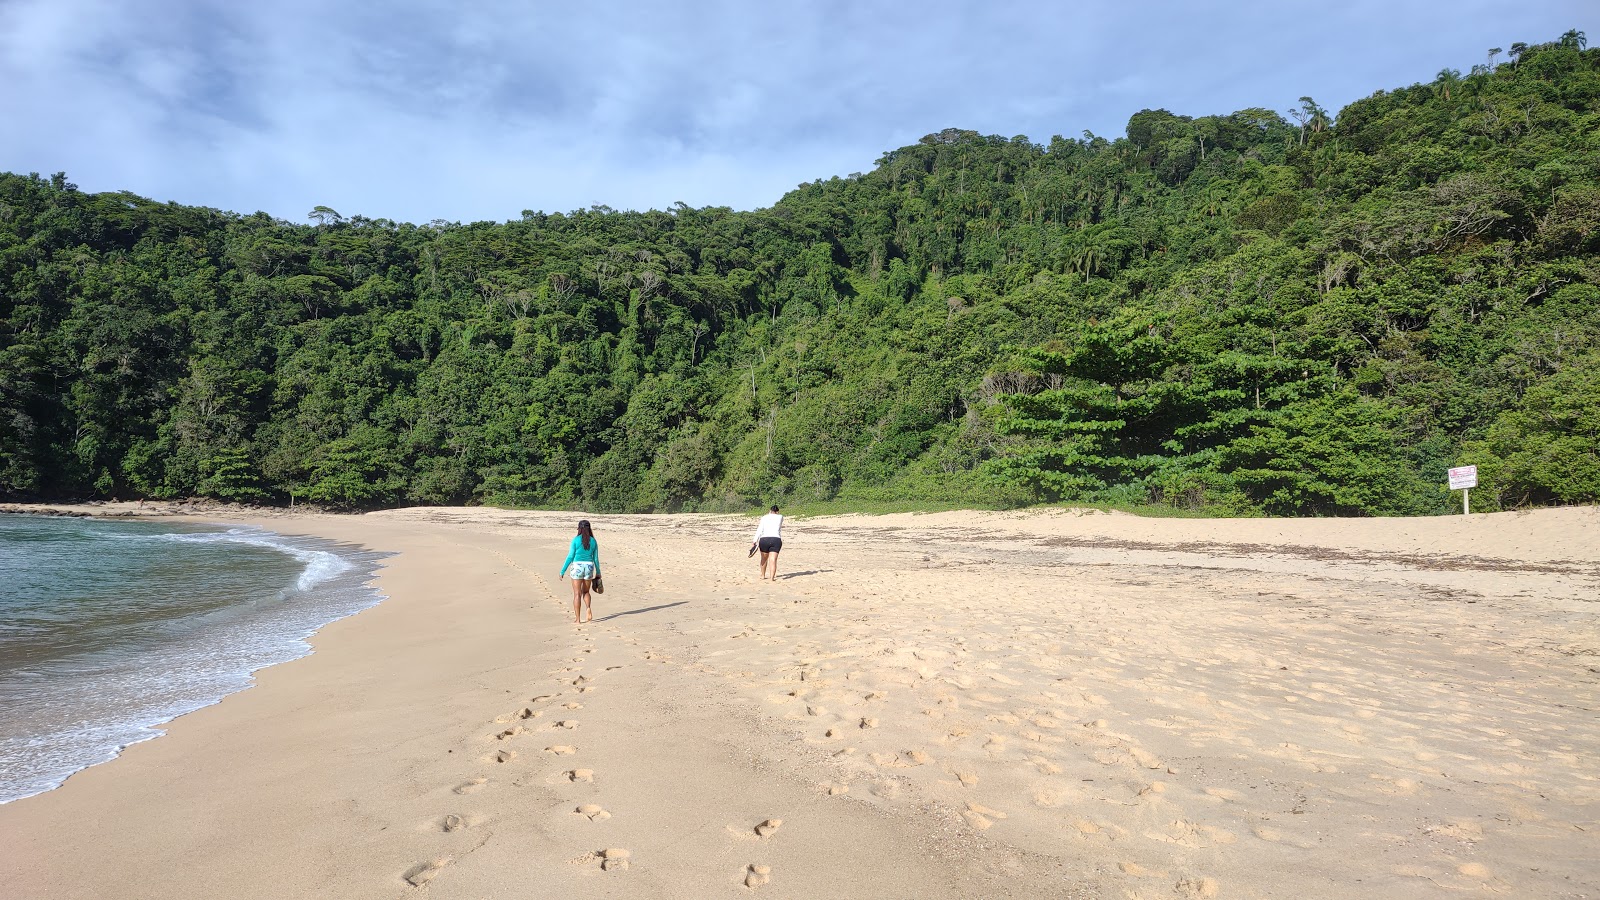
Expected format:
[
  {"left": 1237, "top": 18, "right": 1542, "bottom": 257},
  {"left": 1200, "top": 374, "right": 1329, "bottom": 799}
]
[{"left": 0, "top": 515, "right": 387, "bottom": 804}]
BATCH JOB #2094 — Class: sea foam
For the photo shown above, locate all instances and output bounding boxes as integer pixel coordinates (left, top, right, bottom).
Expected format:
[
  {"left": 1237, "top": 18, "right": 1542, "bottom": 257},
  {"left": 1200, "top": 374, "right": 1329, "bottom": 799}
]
[{"left": 0, "top": 518, "right": 387, "bottom": 804}]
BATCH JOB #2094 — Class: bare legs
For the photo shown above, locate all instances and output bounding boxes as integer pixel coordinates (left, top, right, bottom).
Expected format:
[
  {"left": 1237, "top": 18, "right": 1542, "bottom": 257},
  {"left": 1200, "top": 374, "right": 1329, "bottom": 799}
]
[
  {"left": 758, "top": 550, "right": 779, "bottom": 581},
  {"left": 570, "top": 578, "right": 593, "bottom": 623}
]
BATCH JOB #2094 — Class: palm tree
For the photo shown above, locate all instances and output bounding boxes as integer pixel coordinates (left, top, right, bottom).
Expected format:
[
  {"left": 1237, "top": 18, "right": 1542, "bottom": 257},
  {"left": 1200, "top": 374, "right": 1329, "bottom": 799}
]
[
  {"left": 1071, "top": 244, "right": 1106, "bottom": 282},
  {"left": 1434, "top": 69, "right": 1462, "bottom": 101}
]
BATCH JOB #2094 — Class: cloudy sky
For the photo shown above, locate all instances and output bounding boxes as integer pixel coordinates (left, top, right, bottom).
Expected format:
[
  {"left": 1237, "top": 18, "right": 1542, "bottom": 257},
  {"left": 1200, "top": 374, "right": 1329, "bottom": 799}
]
[{"left": 0, "top": 1, "right": 1588, "bottom": 223}]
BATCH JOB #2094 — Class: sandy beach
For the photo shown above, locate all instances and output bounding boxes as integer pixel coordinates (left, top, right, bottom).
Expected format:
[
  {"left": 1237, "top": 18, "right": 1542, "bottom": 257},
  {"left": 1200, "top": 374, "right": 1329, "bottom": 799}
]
[{"left": 1, "top": 503, "right": 1597, "bottom": 899}]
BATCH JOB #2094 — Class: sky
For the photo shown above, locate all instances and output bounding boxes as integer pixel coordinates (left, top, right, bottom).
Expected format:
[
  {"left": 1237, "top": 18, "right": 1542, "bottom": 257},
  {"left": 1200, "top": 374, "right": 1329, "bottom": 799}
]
[{"left": 0, "top": 1, "right": 1590, "bottom": 224}]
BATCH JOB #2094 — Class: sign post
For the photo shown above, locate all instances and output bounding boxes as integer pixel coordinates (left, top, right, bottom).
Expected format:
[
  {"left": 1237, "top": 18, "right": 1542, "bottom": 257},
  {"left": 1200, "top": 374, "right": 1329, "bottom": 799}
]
[{"left": 1448, "top": 465, "right": 1478, "bottom": 514}]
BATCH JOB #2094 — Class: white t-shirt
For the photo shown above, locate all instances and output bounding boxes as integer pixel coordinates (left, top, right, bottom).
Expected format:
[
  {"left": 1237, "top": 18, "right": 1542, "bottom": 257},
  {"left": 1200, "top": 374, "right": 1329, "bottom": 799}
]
[{"left": 754, "top": 513, "right": 784, "bottom": 541}]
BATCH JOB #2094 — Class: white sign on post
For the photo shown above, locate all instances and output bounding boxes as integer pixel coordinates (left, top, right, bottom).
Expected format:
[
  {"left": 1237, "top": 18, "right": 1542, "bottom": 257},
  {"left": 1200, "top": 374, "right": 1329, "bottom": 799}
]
[{"left": 1448, "top": 465, "right": 1478, "bottom": 514}]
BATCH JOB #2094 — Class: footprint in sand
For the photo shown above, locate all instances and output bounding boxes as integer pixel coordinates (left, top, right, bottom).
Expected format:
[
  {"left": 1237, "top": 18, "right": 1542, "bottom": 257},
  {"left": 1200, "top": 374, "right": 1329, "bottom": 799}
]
[
  {"left": 1174, "top": 876, "right": 1221, "bottom": 898},
  {"left": 599, "top": 848, "right": 631, "bottom": 871},
  {"left": 496, "top": 726, "right": 524, "bottom": 740},
  {"left": 1370, "top": 775, "right": 1421, "bottom": 795},
  {"left": 574, "top": 804, "right": 611, "bottom": 821},
  {"left": 1145, "top": 820, "right": 1237, "bottom": 847},
  {"left": 948, "top": 766, "right": 979, "bottom": 787},
  {"left": 1252, "top": 826, "right": 1314, "bottom": 849},
  {"left": 567, "top": 769, "right": 595, "bottom": 782},
  {"left": 554, "top": 720, "right": 579, "bottom": 729},
  {"left": 518, "top": 708, "right": 542, "bottom": 720},
  {"left": 491, "top": 749, "right": 516, "bottom": 763},
  {"left": 754, "top": 818, "right": 783, "bottom": 838},
  {"left": 563, "top": 702, "right": 583, "bottom": 710},
  {"left": 403, "top": 858, "right": 451, "bottom": 886},
  {"left": 962, "top": 802, "right": 1008, "bottom": 830},
  {"left": 453, "top": 778, "right": 487, "bottom": 794},
  {"left": 744, "top": 864, "right": 772, "bottom": 888},
  {"left": 545, "top": 745, "right": 577, "bottom": 755},
  {"left": 1129, "top": 747, "right": 1163, "bottom": 769},
  {"left": 1032, "top": 783, "right": 1075, "bottom": 807}
]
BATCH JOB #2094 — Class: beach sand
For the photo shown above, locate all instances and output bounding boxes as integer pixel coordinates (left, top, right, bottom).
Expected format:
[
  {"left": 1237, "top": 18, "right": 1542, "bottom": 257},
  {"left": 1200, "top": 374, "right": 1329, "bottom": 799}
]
[{"left": 1, "top": 503, "right": 1597, "bottom": 898}]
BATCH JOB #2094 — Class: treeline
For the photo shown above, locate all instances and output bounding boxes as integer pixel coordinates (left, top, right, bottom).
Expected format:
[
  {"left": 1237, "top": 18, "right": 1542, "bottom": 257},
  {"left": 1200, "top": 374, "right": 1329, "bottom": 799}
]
[{"left": 1, "top": 31, "right": 1595, "bottom": 515}]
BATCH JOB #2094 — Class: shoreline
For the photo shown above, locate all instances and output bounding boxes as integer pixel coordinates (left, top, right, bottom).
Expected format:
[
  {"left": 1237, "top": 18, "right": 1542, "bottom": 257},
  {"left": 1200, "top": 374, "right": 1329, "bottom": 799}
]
[
  {"left": 0, "top": 516, "right": 390, "bottom": 805},
  {"left": 1, "top": 503, "right": 1597, "bottom": 898}
]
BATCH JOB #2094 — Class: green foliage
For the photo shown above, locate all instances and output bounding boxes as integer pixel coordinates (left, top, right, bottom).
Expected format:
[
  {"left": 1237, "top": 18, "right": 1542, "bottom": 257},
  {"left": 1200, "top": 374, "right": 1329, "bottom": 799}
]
[
  {"left": 1467, "top": 350, "right": 1600, "bottom": 508},
  {"left": 196, "top": 447, "right": 270, "bottom": 502},
  {"left": 0, "top": 32, "right": 1596, "bottom": 515},
  {"left": 1221, "top": 393, "right": 1433, "bottom": 515}
]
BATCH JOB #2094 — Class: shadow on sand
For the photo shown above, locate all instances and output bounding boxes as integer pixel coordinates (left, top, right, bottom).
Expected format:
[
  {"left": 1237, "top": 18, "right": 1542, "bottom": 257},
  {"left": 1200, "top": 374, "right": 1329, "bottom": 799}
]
[
  {"left": 777, "top": 569, "right": 831, "bottom": 580},
  {"left": 595, "top": 601, "right": 689, "bottom": 622}
]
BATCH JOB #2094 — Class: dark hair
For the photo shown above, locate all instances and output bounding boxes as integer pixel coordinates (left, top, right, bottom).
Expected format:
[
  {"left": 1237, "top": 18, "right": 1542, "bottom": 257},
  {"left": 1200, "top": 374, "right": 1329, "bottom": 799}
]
[
  {"left": 769, "top": 505, "right": 779, "bottom": 513},
  {"left": 577, "top": 519, "right": 593, "bottom": 550}
]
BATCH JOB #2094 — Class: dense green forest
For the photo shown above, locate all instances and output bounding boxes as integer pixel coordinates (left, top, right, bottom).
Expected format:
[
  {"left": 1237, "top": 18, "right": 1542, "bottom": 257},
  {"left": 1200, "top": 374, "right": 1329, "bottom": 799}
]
[{"left": 1, "top": 32, "right": 1596, "bottom": 515}]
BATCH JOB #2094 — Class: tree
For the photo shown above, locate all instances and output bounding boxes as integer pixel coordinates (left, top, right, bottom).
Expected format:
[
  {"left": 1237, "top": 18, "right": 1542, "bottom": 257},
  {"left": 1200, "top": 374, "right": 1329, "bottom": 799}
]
[
  {"left": 1288, "top": 97, "right": 1330, "bottom": 145},
  {"left": 1470, "top": 352, "right": 1600, "bottom": 507},
  {"left": 307, "top": 205, "right": 344, "bottom": 226},
  {"left": 1433, "top": 69, "right": 1462, "bottom": 101},
  {"left": 0, "top": 30, "right": 1596, "bottom": 516}
]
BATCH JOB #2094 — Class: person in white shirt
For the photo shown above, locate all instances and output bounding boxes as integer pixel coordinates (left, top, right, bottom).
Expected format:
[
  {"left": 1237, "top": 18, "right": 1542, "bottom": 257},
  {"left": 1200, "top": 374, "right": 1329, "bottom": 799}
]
[{"left": 751, "top": 505, "right": 784, "bottom": 581}]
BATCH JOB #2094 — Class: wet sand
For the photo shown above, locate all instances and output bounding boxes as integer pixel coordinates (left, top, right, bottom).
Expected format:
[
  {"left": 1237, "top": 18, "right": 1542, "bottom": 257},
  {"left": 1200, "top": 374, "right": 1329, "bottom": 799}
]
[{"left": 2, "top": 503, "right": 1596, "bottom": 898}]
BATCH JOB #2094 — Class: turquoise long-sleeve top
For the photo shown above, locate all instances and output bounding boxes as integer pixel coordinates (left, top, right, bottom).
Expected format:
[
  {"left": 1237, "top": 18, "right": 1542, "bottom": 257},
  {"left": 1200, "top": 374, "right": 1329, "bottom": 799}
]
[{"left": 559, "top": 535, "right": 600, "bottom": 578}]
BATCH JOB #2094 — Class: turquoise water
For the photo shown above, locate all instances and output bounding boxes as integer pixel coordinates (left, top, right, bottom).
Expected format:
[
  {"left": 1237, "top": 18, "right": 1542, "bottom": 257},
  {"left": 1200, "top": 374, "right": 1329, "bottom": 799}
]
[{"left": 0, "top": 515, "right": 385, "bottom": 804}]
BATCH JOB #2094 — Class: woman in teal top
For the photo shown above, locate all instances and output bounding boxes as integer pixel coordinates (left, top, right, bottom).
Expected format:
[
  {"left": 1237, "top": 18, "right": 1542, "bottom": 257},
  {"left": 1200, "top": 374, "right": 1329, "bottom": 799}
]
[{"left": 559, "top": 520, "right": 601, "bottom": 624}]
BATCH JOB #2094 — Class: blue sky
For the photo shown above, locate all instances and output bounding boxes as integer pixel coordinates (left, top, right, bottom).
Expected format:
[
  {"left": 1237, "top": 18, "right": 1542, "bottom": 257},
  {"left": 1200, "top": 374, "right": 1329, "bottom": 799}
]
[{"left": 0, "top": 1, "right": 1589, "bottom": 224}]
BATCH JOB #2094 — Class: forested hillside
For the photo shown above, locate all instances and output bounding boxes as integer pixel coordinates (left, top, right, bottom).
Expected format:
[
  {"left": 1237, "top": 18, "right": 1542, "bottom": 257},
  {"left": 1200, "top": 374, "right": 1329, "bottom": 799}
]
[{"left": 1, "top": 32, "right": 1595, "bottom": 514}]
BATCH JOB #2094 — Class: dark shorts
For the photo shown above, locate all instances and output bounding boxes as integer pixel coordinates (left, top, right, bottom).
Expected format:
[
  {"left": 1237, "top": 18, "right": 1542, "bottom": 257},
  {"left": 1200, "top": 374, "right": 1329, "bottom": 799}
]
[{"left": 758, "top": 537, "right": 782, "bottom": 553}]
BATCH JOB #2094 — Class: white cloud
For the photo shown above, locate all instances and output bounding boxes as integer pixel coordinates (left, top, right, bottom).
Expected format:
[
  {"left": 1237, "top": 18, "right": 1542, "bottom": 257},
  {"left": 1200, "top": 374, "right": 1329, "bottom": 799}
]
[{"left": 0, "top": 0, "right": 1589, "bottom": 223}]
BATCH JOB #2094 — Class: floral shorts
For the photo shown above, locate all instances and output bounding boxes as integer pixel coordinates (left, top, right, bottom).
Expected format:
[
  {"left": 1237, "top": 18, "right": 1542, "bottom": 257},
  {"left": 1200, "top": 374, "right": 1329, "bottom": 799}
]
[{"left": 568, "top": 562, "right": 596, "bottom": 580}]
